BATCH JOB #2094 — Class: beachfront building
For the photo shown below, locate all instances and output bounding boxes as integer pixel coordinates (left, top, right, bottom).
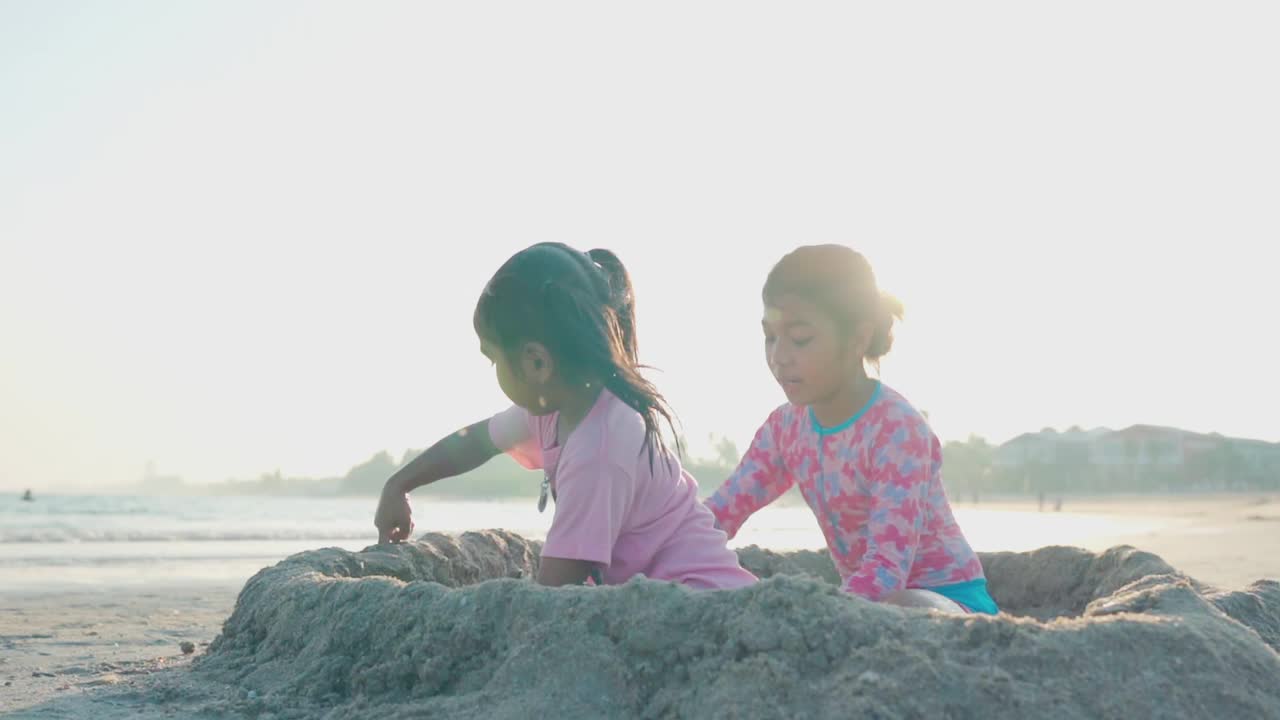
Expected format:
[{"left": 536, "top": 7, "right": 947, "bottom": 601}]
[{"left": 990, "top": 425, "right": 1280, "bottom": 493}]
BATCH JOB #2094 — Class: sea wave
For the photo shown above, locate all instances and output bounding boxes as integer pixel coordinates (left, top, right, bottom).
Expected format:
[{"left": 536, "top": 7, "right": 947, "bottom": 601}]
[{"left": 0, "top": 528, "right": 377, "bottom": 543}]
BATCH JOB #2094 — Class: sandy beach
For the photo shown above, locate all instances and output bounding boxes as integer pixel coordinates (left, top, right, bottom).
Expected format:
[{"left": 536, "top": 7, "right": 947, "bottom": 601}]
[
  {"left": 2, "top": 493, "right": 1278, "bottom": 718},
  {"left": 956, "top": 492, "right": 1280, "bottom": 590},
  {"left": 0, "top": 586, "right": 237, "bottom": 716},
  {"left": 7, "top": 0, "right": 1279, "bottom": 714}
]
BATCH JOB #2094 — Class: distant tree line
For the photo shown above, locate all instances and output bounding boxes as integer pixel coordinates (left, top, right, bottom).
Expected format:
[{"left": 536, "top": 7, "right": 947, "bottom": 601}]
[
  {"left": 194, "top": 426, "right": 1280, "bottom": 498},
  {"left": 200, "top": 434, "right": 746, "bottom": 498}
]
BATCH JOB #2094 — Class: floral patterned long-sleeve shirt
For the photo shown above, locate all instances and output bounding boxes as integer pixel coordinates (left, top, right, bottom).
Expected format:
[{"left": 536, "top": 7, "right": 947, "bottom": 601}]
[{"left": 705, "top": 383, "right": 986, "bottom": 600}]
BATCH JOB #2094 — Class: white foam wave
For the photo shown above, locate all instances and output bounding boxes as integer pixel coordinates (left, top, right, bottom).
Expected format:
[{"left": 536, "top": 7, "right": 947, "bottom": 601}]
[{"left": 0, "top": 528, "right": 376, "bottom": 543}]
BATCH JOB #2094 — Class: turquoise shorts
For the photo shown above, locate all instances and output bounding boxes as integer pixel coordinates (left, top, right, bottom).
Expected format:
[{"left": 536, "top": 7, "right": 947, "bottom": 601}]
[{"left": 924, "top": 578, "right": 999, "bottom": 615}]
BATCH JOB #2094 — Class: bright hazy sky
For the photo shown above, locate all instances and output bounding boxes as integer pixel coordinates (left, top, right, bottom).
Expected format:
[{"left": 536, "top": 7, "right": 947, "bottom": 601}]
[{"left": 2, "top": 2, "right": 1277, "bottom": 491}]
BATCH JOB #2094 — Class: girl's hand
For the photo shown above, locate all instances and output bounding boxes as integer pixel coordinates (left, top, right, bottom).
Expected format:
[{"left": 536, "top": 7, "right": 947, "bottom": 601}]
[{"left": 374, "top": 479, "right": 415, "bottom": 544}]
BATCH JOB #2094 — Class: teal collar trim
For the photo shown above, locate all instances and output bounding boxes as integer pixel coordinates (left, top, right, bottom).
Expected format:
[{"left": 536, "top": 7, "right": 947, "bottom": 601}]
[{"left": 809, "top": 380, "right": 882, "bottom": 436}]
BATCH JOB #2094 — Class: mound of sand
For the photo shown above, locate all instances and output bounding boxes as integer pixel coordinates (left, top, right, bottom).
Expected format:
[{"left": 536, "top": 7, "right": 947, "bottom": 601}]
[{"left": 152, "top": 530, "right": 1278, "bottom": 719}]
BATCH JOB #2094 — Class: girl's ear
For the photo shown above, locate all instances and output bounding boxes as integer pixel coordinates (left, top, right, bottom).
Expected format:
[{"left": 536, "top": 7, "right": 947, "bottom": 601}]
[
  {"left": 519, "top": 341, "right": 554, "bottom": 384},
  {"left": 845, "top": 320, "right": 874, "bottom": 364}
]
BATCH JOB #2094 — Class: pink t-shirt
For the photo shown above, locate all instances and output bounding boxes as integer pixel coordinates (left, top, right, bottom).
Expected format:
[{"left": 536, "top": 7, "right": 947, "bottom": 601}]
[{"left": 488, "top": 389, "right": 757, "bottom": 590}]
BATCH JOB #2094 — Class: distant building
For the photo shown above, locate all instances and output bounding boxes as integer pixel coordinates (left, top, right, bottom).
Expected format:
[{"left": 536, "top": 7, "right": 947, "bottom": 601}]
[
  {"left": 992, "top": 425, "right": 1280, "bottom": 492},
  {"left": 140, "top": 461, "right": 184, "bottom": 493},
  {"left": 995, "top": 427, "right": 1109, "bottom": 468}
]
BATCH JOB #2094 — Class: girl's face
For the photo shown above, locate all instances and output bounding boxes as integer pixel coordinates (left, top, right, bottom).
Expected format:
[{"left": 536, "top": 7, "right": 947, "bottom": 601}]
[
  {"left": 480, "top": 337, "right": 557, "bottom": 414},
  {"left": 762, "top": 294, "right": 869, "bottom": 406}
]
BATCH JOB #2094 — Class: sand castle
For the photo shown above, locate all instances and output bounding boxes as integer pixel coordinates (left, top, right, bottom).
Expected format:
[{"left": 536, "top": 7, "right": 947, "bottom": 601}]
[{"left": 169, "top": 530, "right": 1280, "bottom": 719}]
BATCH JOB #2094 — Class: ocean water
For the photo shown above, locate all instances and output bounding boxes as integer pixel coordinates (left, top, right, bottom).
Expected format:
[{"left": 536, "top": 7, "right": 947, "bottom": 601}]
[{"left": 0, "top": 494, "right": 1165, "bottom": 591}]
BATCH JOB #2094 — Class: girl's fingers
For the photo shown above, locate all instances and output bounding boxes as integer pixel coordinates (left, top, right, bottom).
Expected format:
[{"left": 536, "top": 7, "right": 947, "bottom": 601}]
[{"left": 375, "top": 511, "right": 412, "bottom": 544}]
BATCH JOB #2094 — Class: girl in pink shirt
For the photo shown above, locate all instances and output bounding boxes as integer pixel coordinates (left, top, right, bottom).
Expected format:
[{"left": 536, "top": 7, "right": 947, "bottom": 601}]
[
  {"left": 705, "top": 245, "right": 997, "bottom": 614},
  {"left": 374, "top": 242, "right": 756, "bottom": 590}
]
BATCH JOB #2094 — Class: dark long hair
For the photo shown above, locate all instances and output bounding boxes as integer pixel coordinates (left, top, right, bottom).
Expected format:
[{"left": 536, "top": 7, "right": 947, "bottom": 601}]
[
  {"left": 763, "top": 244, "right": 905, "bottom": 369},
  {"left": 473, "top": 242, "right": 681, "bottom": 465}
]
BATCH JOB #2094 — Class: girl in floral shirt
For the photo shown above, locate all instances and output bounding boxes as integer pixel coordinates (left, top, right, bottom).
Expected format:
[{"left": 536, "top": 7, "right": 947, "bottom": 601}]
[{"left": 705, "top": 245, "right": 997, "bottom": 614}]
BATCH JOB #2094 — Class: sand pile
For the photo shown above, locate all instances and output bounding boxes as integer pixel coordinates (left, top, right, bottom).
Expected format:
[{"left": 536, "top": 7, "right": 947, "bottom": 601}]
[{"left": 155, "top": 530, "right": 1280, "bottom": 719}]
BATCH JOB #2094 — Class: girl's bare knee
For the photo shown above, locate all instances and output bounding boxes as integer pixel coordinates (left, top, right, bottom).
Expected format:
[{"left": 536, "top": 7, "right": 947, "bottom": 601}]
[{"left": 883, "top": 589, "right": 966, "bottom": 614}]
